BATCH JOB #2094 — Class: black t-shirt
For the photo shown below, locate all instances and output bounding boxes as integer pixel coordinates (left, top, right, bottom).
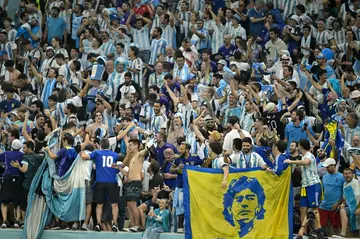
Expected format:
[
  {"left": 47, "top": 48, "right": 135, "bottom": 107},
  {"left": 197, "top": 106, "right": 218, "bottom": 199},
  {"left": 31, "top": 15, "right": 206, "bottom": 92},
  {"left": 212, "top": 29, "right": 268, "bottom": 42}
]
[
  {"left": 149, "top": 174, "right": 164, "bottom": 190},
  {"left": 265, "top": 109, "right": 288, "bottom": 140},
  {"left": 290, "top": 154, "right": 302, "bottom": 188}
]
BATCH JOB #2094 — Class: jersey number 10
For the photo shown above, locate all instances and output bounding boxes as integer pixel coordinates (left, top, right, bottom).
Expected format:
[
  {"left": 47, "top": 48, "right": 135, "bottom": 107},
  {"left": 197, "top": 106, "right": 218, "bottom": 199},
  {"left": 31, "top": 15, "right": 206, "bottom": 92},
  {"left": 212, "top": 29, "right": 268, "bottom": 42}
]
[{"left": 102, "top": 156, "right": 114, "bottom": 167}]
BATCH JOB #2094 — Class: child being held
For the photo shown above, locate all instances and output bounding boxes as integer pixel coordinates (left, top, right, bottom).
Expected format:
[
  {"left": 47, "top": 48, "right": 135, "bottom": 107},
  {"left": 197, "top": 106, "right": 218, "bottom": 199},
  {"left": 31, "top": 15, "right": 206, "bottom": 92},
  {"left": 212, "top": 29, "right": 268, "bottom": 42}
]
[{"left": 142, "top": 199, "right": 170, "bottom": 239}]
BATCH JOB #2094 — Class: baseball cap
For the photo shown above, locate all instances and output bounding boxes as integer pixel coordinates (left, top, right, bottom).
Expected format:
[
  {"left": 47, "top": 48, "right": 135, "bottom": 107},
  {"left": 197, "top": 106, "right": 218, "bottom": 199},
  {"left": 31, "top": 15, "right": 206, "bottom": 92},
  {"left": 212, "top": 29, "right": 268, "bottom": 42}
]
[
  {"left": 264, "top": 102, "right": 276, "bottom": 112},
  {"left": 350, "top": 90, "right": 360, "bottom": 99},
  {"left": 46, "top": 46, "right": 55, "bottom": 52},
  {"left": 290, "top": 15, "right": 300, "bottom": 24},
  {"left": 204, "top": 115, "right": 213, "bottom": 121},
  {"left": 322, "top": 158, "right": 336, "bottom": 167},
  {"left": 217, "top": 59, "right": 227, "bottom": 66},
  {"left": 209, "top": 131, "right": 221, "bottom": 141},
  {"left": 11, "top": 139, "right": 22, "bottom": 150}
]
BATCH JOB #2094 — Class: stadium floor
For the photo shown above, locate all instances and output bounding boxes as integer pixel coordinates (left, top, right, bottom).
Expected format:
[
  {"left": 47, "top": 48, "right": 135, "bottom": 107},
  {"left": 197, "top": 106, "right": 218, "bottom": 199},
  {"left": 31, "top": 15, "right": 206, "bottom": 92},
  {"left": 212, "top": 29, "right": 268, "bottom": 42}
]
[{"left": 0, "top": 229, "right": 358, "bottom": 238}]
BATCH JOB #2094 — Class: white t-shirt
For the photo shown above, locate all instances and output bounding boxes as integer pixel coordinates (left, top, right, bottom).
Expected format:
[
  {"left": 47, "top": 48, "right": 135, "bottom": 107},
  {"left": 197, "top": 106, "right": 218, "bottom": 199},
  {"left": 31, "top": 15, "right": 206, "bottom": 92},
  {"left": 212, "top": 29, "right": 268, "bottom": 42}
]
[{"left": 223, "top": 129, "right": 240, "bottom": 151}]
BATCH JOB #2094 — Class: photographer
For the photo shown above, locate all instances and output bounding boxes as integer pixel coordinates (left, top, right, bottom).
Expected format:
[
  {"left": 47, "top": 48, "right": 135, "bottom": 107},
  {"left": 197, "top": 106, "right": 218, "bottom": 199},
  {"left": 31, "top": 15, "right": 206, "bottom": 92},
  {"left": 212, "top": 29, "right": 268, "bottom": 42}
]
[{"left": 297, "top": 210, "right": 324, "bottom": 239}]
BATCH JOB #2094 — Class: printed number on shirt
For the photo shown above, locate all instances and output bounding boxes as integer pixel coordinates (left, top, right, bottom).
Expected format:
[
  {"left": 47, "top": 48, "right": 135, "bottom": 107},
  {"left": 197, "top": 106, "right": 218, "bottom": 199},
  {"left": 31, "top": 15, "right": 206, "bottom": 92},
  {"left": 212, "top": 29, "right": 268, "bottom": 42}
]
[
  {"left": 270, "top": 120, "right": 277, "bottom": 130},
  {"left": 102, "top": 156, "right": 114, "bottom": 167}
]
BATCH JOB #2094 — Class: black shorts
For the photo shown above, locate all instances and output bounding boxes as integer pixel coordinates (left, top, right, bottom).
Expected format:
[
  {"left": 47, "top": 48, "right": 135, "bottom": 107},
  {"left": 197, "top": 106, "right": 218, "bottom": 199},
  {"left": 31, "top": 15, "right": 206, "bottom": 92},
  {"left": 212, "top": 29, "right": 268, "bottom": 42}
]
[
  {"left": 124, "top": 180, "right": 142, "bottom": 202},
  {"left": 0, "top": 176, "right": 23, "bottom": 205},
  {"left": 20, "top": 188, "right": 29, "bottom": 211},
  {"left": 85, "top": 180, "right": 93, "bottom": 205},
  {"left": 93, "top": 182, "right": 119, "bottom": 204}
]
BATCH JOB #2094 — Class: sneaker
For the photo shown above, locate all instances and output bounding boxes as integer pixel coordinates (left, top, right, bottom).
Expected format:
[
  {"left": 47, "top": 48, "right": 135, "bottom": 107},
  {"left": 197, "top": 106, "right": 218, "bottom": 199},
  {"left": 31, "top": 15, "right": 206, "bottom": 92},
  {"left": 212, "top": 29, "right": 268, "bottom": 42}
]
[
  {"left": 129, "top": 226, "right": 138, "bottom": 232},
  {"left": 177, "top": 228, "right": 184, "bottom": 233},
  {"left": 51, "top": 225, "right": 61, "bottom": 230},
  {"left": 111, "top": 222, "right": 118, "bottom": 232},
  {"left": 14, "top": 221, "right": 20, "bottom": 229},
  {"left": 94, "top": 224, "right": 101, "bottom": 232},
  {"left": 1, "top": 221, "right": 8, "bottom": 229},
  {"left": 72, "top": 222, "right": 78, "bottom": 230},
  {"left": 81, "top": 223, "right": 91, "bottom": 231},
  {"left": 65, "top": 226, "right": 71, "bottom": 230}
]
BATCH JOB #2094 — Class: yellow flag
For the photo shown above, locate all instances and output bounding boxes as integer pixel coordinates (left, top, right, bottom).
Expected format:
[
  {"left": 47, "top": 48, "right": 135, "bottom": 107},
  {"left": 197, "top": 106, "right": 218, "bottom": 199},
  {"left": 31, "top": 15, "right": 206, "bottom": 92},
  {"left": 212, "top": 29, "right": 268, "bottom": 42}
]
[{"left": 183, "top": 167, "right": 293, "bottom": 239}]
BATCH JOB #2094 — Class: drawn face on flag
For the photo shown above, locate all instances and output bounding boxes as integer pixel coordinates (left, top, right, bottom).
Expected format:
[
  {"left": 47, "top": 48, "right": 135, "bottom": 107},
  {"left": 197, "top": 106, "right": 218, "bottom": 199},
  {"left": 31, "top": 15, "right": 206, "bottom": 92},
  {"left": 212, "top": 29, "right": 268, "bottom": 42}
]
[{"left": 223, "top": 176, "right": 266, "bottom": 238}]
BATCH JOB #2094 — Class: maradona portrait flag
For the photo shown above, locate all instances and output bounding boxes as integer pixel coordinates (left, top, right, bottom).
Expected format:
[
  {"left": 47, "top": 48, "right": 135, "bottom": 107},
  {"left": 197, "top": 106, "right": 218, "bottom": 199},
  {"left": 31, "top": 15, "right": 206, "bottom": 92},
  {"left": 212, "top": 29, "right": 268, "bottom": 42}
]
[{"left": 183, "top": 166, "right": 293, "bottom": 239}]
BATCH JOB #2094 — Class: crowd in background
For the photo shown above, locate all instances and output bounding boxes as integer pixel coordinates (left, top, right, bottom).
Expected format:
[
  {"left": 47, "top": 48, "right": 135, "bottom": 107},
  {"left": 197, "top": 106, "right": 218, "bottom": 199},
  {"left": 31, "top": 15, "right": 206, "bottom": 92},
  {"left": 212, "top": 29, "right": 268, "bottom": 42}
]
[{"left": 0, "top": 0, "right": 359, "bottom": 238}]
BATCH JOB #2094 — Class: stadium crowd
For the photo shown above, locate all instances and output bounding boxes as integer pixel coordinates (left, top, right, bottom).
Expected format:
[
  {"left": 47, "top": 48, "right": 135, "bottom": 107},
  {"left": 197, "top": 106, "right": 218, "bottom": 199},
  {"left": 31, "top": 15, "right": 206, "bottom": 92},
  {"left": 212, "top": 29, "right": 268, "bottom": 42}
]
[{"left": 0, "top": 0, "right": 359, "bottom": 238}]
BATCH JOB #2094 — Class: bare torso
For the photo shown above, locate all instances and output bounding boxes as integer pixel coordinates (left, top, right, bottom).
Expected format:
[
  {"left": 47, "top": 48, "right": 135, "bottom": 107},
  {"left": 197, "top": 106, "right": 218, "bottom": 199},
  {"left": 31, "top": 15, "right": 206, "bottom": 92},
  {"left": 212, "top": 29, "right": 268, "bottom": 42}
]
[{"left": 127, "top": 152, "right": 145, "bottom": 181}]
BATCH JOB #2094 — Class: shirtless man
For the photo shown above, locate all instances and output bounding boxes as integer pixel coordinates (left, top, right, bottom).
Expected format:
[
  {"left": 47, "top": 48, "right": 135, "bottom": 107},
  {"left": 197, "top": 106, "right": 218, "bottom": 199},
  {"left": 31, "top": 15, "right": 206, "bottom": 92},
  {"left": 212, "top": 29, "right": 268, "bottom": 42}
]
[
  {"left": 112, "top": 139, "right": 148, "bottom": 232},
  {"left": 86, "top": 110, "right": 109, "bottom": 142},
  {"left": 4, "top": 60, "right": 22, "bottom": 88}
]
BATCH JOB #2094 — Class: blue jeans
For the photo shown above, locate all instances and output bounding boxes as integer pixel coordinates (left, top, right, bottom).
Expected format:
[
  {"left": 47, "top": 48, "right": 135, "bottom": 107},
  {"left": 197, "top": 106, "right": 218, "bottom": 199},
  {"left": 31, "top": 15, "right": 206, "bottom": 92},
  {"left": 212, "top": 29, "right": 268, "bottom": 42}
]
[{"left": 142, "top": 224, "right": 164, "bottom": 239}]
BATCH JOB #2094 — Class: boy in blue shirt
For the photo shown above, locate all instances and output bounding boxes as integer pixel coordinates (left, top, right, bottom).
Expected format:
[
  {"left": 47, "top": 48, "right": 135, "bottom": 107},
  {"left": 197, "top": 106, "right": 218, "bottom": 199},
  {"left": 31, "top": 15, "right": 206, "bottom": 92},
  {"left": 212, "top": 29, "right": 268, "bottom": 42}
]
[
  {"left": 0, "top": 87, "right": 20, "bottom": 113},
  {"left": 80, "top": 138, "right": 120, "bottom": 232},
  {"left": 44, "top": 133, "right": 77, "bottom": 177}
]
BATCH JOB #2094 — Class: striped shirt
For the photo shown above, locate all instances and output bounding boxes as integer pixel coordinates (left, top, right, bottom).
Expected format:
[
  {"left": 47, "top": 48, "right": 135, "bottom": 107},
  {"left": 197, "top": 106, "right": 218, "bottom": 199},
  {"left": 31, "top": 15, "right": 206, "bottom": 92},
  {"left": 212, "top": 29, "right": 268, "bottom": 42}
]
[
  {"left": 192, "top": 0, "right": 205, "bottom": 12},
  {"left": 281, "top": 0, "right": 297, "bottom": 20},
  {"left": 150, "top": 14, "right": 161, "bottom": 34},
  {"left": 332, "top": 28, "right": 346, "bottom": 45},
  {"left": 41, "top": 78, "right": 57, "bottom": 109},
  {"left": 314, "top": 30, "right": 333, "bottom": 46},
  {"left": 195, "top": 27, "right": 209, "bottom": 50},
  {"left": 58, "top": 64, "right": 71, "bottom": 85},
  {"left": 351, "top": 26, "right": 360, "bottom": 43},
  {"left": 224, "top": 19, "right": 233, "bottom": 35},
  {"left": 221, "top": 106, "right": 242, "bottom": 126},
  {"left": 162, "top": 25, "right": 176, "bottom": 49},
  {"left": 0, "top": 42, "right": 16, "bottom": 60},
  {"left": 173, "top": 63, "right": 191, "bottom": 83},
  {"left": 230, "top": 25, "right": 247, "bottom": 42},
  {"left": 178, "top": 11, "right": 192, "bottom": 35},
  {"left": 148, "top": 72, "right": 165, "bottom": 88},
  {"left": 108, "top": 71, "right": 125, "bottom": 102},
  {"left": 139, "top": 102, "right": 154, "bottom": 130},
  {"left": 211, "top": 24, "right": 225, "bottom": 54},
  {"left": 212, "top": 155, "right": 227, "bottom": 169},
  {"left": 343, "top": 125, "right": 360, "bottom": 145},
  {"left": 100, "top": 40, "right": 115, "bottom": 58},
  {"left": 23, "top": 49, "right": 41, "bottom": 75},
  {"left": 129, "top": 57, "right": 144, "bottom": 88},
  {"left": 300, "top": 151, "right": 321, "bottom": 188},
  {"left": 230, "top": 152, "right": 266, "bottom": 169},
  {"left": 130, "top": 26, "right": 151, "bottom": 51},
  {"left": 149, "top": 38, "right": 167, "bottom": 65},
  {"left": 7, "top": 29, "right": 17, "bottom": 42},
  {"left": 150, "top": 113, "right": 168, "bottom": 133}
]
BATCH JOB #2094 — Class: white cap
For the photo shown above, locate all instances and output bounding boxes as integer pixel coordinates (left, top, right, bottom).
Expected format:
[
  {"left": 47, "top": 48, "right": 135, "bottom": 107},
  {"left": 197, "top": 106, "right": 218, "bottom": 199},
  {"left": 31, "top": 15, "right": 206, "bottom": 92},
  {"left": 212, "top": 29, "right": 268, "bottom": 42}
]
[
  {"left": 322, "top": 158, "right": 336, "bottom": 167},
  {"left": 350, "top": 90, "right": 360, "bottom": 99},
  {"left": 11, "top": 139, "right": 22, "bottom": 151}
]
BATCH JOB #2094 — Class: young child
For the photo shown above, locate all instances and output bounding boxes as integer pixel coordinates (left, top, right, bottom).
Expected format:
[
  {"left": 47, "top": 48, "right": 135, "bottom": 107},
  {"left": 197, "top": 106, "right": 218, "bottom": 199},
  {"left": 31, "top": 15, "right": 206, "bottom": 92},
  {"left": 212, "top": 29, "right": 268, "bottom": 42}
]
[{"left": 142, "top": 199, "right": 170, "bottom": 239}]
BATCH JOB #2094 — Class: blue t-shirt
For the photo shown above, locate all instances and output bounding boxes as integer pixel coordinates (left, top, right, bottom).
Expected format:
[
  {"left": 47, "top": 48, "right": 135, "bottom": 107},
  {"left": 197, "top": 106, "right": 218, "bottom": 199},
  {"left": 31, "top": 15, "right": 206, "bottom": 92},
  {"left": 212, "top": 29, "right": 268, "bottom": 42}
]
[
  {"left": 0, "top": 151, "right": 24, "bottom": 176},
  {"left": 56, "top": 147, "right": 77, "bottom": 177},
  {"left": 46, "top": 17, "right": 66, "bottom": 43},
  {"left": 174, "top": 154, "right": 203, "bottom": 188},
  {"left": 320, "top": 172, "right": 345, "bottom": 211},
  {"left": 156, "top": 143, "right": 178, "bottom": 167},
  {"left": 218, "top": 45, "right": 237, "bottom": 63},
  {"left": 285, "top": 121, "right": 315, "bottom": 150},
  {"left": 90, "top": 149, "right": 119, "bottom": 183},
  {"left": 248, "top": 8, "right": 266, "bottom": 35},
  {"left": 162, "top": 161, "right": 176, "bottom": 189},
  {"left": 0, "top": 98, "right": 21, "bottom": 113}
]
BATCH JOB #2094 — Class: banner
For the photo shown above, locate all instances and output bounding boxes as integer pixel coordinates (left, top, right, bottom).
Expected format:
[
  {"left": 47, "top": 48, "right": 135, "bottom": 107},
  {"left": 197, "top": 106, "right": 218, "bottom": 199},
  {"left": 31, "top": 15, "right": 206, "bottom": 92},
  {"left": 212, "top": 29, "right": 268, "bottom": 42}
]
[{"left": 183, "top": 166, "right": 293, "bottom": 239}]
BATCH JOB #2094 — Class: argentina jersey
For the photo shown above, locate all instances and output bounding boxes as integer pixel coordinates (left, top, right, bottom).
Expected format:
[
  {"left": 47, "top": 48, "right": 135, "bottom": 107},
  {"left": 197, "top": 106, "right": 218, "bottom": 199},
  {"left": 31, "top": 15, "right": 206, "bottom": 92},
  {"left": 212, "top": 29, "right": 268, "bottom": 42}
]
[
  {"left": 139, "top": 102, "right": 154, "bottom": 130},
  {"left": 300, "top": 151, "right": 321, "bottom": 188},
  {"left": 131, "top": 26, "right": 150, "bottom": 50},
  {"left": 100, "top": 40, "right": 115, "bottom": 57},
  {"left": 149, "top": 38, "right": 167, "bottom": 65},
  {"left": 162, "top": 25, "right": 176, "bottom": 49},
  {"left": 212, "top": 155, "right": 227, "bottom": 169}
]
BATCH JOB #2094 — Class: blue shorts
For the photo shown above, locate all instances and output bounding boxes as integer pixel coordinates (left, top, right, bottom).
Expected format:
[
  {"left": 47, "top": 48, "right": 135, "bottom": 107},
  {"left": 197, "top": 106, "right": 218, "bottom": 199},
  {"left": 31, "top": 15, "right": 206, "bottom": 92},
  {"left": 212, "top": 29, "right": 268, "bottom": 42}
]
[{"left": 300, "top": 183, "right": 322, "bottom": 208}]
